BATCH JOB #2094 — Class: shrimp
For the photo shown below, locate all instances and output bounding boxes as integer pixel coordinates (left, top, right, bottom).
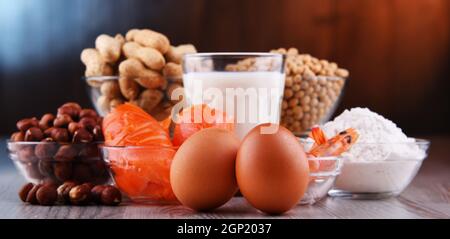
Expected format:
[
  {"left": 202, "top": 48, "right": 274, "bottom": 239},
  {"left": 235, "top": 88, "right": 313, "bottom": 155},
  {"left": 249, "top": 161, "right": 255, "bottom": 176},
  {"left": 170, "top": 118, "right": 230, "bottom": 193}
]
[{"left": 308, "top": 127, "right": 359, "bottom": 157}]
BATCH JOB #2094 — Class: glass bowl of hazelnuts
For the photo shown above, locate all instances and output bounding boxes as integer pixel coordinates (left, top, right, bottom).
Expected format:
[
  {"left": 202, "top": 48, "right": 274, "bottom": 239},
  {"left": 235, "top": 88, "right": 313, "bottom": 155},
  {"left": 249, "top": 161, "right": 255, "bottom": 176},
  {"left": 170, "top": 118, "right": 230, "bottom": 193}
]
[{"left": 7, "top": 102, "right": 110, "bottom": 185}]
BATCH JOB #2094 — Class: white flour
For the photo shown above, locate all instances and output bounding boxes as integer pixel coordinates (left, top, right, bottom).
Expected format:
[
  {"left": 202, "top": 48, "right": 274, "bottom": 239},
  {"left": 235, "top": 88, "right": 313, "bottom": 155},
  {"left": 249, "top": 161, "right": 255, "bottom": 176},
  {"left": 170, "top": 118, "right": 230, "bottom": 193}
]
[
  {"left": 321, "top": 107, "right": 427, "bottom": 193},
  {"left": 322, "top": 107, "right": 425, "bottom": 161}
]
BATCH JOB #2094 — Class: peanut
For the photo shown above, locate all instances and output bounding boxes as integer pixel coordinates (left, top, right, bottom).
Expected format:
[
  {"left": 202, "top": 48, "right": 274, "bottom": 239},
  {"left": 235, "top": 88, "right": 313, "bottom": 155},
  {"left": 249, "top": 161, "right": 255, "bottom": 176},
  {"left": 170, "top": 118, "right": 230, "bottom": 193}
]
[
  {"left": 130, "top": 29, "right": 170, "bottom": 54},
  {"left": 114, "top": 34, "right": 125, "bottom": 46},
  {"left": 166, "top": 83, "right": 183, "bottom": 103},
  {"left": 100, "top": 81, "right": 121, "bottom": 99},
  {"left": 125, "top": 29, "right": 140, "bottom": 41},
  {"left": 110, "top": 98, "right": 124, "bottom": 109},
  {"left": 123, "top": 42, "right": 165, "bottom": 70},
  {"left": 162, "top": 62, "right": 182, "bottom": 80},
  {"left": 84, "top": 28, "right": 198, "bottom": 118},
  {"left": 118, "top": 76, "right": 140, "bottom": 100},
  {"left": 134, "top": 89, "right": 164, "bottom": 113},
  {"left": 165, "top": 44, "right": 197, "bottom": 64},
  {"left": 119, "top": 58, "right": 165, "bottom": 89},
  {"left": 81, "top": 48, "right": 113, "bottom": 77},
  {"left": 95, "top": 34, "right": 123, "bottom": 63}
]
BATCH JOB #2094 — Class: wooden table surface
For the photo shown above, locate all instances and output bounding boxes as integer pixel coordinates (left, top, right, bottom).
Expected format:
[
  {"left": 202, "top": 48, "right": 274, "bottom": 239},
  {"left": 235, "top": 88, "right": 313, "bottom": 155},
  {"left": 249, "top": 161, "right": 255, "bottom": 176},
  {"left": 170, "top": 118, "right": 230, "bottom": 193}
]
[{"left": 0, "top": 136, "right": 449, "bottom": 219}]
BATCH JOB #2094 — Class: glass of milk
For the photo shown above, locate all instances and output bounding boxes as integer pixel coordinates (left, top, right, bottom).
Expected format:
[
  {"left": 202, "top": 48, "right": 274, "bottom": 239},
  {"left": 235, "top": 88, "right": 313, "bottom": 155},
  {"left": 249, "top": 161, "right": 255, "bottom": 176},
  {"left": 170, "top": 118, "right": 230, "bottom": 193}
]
[{"left": 181, "top": 53, "right": 285, "bottom": 139}]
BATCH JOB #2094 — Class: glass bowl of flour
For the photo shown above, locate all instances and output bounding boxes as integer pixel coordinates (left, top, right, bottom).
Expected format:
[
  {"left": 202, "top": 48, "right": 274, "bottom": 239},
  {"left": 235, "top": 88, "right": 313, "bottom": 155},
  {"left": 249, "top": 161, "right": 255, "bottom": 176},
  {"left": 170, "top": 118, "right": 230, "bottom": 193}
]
[
  {"left": 315, "top": 107, "right": 430, "bottom": 199},
  {"left": 329, "top": 139, "right": 430, "bottom": 199}
]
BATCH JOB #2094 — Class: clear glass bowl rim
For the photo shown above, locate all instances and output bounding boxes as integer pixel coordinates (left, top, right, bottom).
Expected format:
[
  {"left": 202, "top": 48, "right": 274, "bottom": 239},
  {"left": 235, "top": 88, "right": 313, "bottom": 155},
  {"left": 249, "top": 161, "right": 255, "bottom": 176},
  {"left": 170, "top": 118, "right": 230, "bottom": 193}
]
[
  {"left": 82, "top": 75, "right": 119, "bottom": 81},
  {"left": 300, "top": 137, "right": 430, "bottom": 146},
  {"left": 307, "top": 156, "right": 342, "bottom": 177},
  {"left": 7, "top": 140, "right": 104, "bottom": 163},
  {"left": 184, "top": 52, "right": 284, "bottom": 60},
  {"left": 100, "top": 144, "right": 179, "bottom": 150},
  {"left": 7, "top": 140, "right": 103, "bottom": 146}
]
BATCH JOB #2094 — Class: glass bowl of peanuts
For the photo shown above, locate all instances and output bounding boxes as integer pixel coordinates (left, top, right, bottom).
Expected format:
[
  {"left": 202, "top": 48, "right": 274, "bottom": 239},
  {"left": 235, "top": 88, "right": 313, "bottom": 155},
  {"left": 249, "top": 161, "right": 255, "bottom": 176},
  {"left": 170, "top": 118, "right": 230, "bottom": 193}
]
[
  {"left": 274, "top": 48, "right": 349, "bottom": 135},
  {"left": 81, "top": 28, "right": 197, "bottom": 120}
]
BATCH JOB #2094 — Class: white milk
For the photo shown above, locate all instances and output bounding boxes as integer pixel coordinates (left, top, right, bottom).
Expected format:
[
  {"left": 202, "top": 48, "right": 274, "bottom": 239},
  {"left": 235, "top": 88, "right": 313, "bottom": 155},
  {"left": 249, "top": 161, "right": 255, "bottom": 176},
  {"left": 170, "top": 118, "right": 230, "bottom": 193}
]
[{"left": 183, "top": 72, "right": 285, "bottom": 139}]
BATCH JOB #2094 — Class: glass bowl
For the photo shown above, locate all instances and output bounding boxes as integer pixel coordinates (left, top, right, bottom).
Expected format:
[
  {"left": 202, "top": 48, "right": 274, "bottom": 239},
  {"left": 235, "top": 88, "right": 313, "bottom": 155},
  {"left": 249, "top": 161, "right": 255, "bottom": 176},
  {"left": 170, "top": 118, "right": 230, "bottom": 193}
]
[
  {"left": 281, "top": 75, "right": 346, "bottom": 136},
  {"left": 101, "top": 145, "right": 179, "bottom": 204},
  {"left": 7, "top": 141, "right": 110, "bottom": 185},
  {"left": 84, "top": 76, "right": 176, "bottom": 121},
  {"left": 300, "top": 156, "right": 342, "bottom": 205},
  {"left": 328, "top": 139, "right": 430, "bottom": 199}
]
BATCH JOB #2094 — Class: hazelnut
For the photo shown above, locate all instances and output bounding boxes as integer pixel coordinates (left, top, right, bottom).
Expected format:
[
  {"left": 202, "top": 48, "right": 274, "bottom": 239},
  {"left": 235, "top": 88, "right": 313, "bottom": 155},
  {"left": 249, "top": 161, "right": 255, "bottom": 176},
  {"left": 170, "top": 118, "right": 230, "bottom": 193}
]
[
  {"left": 41, "top": 179, "right": 58, "bottom": 188},
  {"left": 25, "top": 184, "right": 42, "bottom": 205},
  {"left": 24, "top": 127, "right": 44, "bottom": 141},
  {"left": 54, "top": 145, "right": 78, "bottom": 162},
  {"left": 60, "top": 102, "right": 82, "bottom": 110},
  {"left": 37, "top": 159, "right": 54, "bottom": 177},
  {"left": 58, "top": 103, "right": 81, "bottom": 119},
  {"left": 50, "top": 128, "right": 69, "bottom": 142},
  {"left": 18, "top": 182, "right": 34, "bottom": 202},
  {"left": 100, "top": 186, "right": 122, "bottom": 206},
  {"left": 68, "top": 122, "right": 81, "bottom": 135},
  {"left": 36, "top": 184, "right": 57, "bottom": 206},
  {"left": 69, "top": 184, "right": 92, "bottom": 205},
  {"left": 53, "top": 114, "right": 73, "bottom": 128},
  {"left": 44, "top": 127, "right": 55, "bottom": 137},
  {"left": 57, "top": 181, "right": 77, "bottom": 203},
  {"left": 10, "top": 131, "right": 25, "bottom": 142},
  {"left": 79, "top": 117, "right": 97, "bottom": 131},
  {"left": 58, "top": 107, "right": 79, "bottom": 120},
  {"left": 82, "top": 182, "right": 95, "bottom": 190},
  {"left": 53, "top": 162, "right": 72, "bottom": 182},
  {"left": 34, "top": 138, "right": 58, "bottom": 159},
  {"left": 39, "top": 113, "right": 55, "bottom": 130},
  {"left": 16, "top": 118, "right": 39, "bottom": 131},
  {"left": 92, "top": 126, "right": 104, "bottom": 141},
  {"left": 72, "top": 128, "right": 93, "bottom": 143},
  {"left": 79, "top": 144, "right": 99, "bottom": 158},
  {"left": 91, "top": 185, "right": 106, "bottom": 203},
  {"left": 79, "top": 109, "right": 98, "bottom": 119}
]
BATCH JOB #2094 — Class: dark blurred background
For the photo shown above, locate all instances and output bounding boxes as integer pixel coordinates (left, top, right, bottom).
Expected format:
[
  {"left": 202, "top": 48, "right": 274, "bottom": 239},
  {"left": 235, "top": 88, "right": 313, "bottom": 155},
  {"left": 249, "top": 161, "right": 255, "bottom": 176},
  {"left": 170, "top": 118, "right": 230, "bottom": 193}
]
[{"left": 0, "top": 0, "right": 449, "bottom": 136}]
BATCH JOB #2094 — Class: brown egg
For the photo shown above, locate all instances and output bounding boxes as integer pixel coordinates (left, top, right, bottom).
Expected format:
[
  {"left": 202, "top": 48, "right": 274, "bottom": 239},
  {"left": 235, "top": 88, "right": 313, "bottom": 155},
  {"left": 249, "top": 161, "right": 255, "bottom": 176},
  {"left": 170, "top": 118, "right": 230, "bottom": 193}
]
[
  {"left": 236, "top": 124, "right": 309, "bottom": 214},
  {"left": 170, "top": 128, "right": 240, "bottom": 211}
]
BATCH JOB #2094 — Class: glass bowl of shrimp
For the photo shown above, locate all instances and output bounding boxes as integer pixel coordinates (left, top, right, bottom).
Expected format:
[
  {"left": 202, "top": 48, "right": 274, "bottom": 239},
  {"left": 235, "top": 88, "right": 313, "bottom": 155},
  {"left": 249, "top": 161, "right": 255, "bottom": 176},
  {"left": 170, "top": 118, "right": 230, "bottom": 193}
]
[
  {"left": 299, "top": 127, "right": 359, "bottom": 204},
  {"left": 300, "top": 155, "right": 343, "bottom": 204}
]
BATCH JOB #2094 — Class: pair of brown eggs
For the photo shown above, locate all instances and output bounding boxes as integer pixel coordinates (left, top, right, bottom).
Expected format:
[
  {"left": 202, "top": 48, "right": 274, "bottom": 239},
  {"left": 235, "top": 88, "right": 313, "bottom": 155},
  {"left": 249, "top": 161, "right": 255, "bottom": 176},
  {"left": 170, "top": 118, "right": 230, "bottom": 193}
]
[{"left": 170, "top": 124, "right": 310, "bottom": 214}]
